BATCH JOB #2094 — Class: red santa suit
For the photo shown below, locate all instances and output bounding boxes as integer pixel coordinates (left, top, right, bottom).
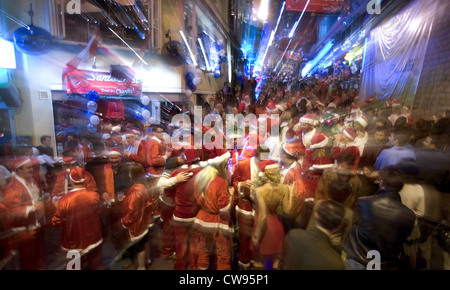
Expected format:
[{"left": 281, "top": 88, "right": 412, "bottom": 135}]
[
  {"left": 231, "top": 155, "right": 260, "bottom": 269},
  {"left": 192, "top": 168, "right": 232, "bottom": 270},
  {"left": 3, "top": 157, "right": 46, "bottom": 270},
  {"left": 164, "top": 151, "right": 203, "bottom": 270},
  {"left": 121, "top": 183, "right": 150, "bottom": 244},
  {"left": 125, "top": 136, "right": 147, "bottom": 167},
  {"left": 52, "top": 168, "right": 103, "bottom": 270},
  {"left": 331, "top": 128, "right": 360, "bottom": 172},
  {"left": 51, "top": 158, "right": 97, "bottom": 198},
  {"left": 146, "top": 136, "right": 167, "bottom": 175}
]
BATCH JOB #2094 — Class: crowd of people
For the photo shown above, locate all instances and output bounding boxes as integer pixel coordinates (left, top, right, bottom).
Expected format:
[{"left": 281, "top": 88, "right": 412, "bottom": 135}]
[{"left": 0, "top": 75, "right": 449, "bottom": 270}]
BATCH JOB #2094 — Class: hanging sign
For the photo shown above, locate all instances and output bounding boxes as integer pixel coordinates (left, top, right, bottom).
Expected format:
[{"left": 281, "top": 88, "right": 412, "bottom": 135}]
[{"left": 63, "top": 67, "right": 142, "bottom": 97}]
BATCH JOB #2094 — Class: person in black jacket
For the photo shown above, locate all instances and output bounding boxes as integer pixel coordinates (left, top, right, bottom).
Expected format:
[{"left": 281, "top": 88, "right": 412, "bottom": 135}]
[
  {"left": 343, "top": 165, "right": 416, "bottom": 270},
  {"left": 279, "top": 199, "right": 347, "bottom": 270}
]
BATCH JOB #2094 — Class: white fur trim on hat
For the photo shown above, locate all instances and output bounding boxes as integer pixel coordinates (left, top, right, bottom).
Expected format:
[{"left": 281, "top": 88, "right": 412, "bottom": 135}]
[
  {"left": 15, "top": 158, "right": 32, "bottom": 170},
  {"left": 299, "top": 117, "right": 315, "bottom": 125},
  {"left": 343, "top": 129, "right": 355, "bottom": 140},
  {"left": 310, "top": 136, "right": 329, "bottom": 149},
  {"left": 355, "top": 117, "right": 368, "bottom": 128},
  {"left": 282, "top": 143, "right": 296, "bottom": 157},
  {"left": 264, "top": 163, "right": 279, "bottom": 170},
  {"left": 208, "top": 152, "right": 231, "bottom": 166},
  {"left": 109, "top": 150, "right": 122, "bottom": 156}
]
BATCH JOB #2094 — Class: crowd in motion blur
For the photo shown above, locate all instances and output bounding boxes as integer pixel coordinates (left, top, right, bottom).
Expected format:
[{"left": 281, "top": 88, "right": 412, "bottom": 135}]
[{"left": 0, "top": 75, "right": 449, "bottom": 270}]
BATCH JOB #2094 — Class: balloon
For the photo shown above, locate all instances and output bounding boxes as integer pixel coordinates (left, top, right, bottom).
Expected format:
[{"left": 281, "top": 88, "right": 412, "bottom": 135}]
[
  {"left": 189, "top": 84, "right": 197, "bottom": 92},
  {"left": 217, "top": 39, "right": 223, "bottom": 46},
  {"left": 185, "top": 72, "right": 194, "bottom": 82},
  {"left": 135, "top": 111, "right": 142, "bottom": 119},
  {"left": 89, "top": 115, "right": 100, "bottom": 125},
  {"left": 142, "top": 109, "right": 151, "bottom": 120},
  {"left": 87, "top": 90, "right": 99, "bottom": 102},
  {"left": 219, "top": 49, "right": 225, "bottom": 56},
  {"left": 185, "top": 89, "right": 192, "bottom": 97},
  {"left": 148, "top": 117, "right": 157, "bottom": 124},
  {"left": 188, "top": 63, "right": 196, "bottom": 72},
  {"left": 87, "top": 123, "right": 97, "bottom": 133},
  {"left": 193, "top": 76, "right": 202, "bottom": 85},
  {"left": 195, "top": 68, "right": 202, "bottom": 77},
  {"left": 87, "top": 101, "right": 98, "bottom": 112},
  {"left": 214, "top": 72, "right": 220, "bottom": 79},
  {"left": 141, "top": 95, "right": 150, "bottom": 106}
]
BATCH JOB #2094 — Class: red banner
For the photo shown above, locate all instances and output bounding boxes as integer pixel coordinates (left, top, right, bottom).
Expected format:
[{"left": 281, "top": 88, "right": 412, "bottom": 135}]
[
  {"left": 63, "top": 67, "right": 142, "bottom": 97},
  {"left": 286, "top": 0, "right": 347, "bottom": 13}
]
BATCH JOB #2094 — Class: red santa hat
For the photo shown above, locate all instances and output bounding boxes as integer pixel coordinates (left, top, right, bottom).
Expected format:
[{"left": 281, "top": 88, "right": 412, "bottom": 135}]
[
  {"left": 183, "top": 149, "right": 200, "bottom": 165},
  {"left": 299, "top": 114, "right": 317, "bottom": 126},
  {"left": 282, "top": 143, "right": 297, "bottom": 158},
  {"left": 285, "top": 128, "right": 297, "bottom": 143},
  {"left": 258, "top": 159, "right": 279, "bottom": 172},
  {"left": 350, "top": 103, "right": 360, "bottom": 113},
  {"left": 343, "top": 128, "right": 357, "bottom": 141},
  {"left": 266, "top": 102, "right": 277, "bottom": 113},
  {"left": 354, "top": 115, "right": 368, "bottom": 129},
  {"left": 309, "top": 133, "right": 329, "bottom": 150},
  {"left": 63, "top": 156, "right": 76, "bottom": 165},
  {"left": 207, "top": 151, "right": 231, "bottom": 167},
  {"left": 69, "top": 167, "right": 86, "bottom": 184},
  {"left": 275, "top": 104, "right": 286, "bottom": 112},
  {"left": 109, "top": 147, "right": 123, "bottom": 156},
  {"left": 13, "top": 157, "right": 32, "bottom": 171}
]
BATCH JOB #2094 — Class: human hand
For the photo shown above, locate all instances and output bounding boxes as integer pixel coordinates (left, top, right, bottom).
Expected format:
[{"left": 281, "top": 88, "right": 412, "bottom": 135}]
[{"left": 175, "top": 172, "right": 191, "bottom": 183}]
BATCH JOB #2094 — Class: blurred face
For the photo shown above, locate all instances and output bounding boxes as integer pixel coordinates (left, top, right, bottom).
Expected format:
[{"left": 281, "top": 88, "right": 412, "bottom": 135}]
[
  {"left": 109, "top": 154, "right": 122, "bottom": 167},
  {"left": 17, "top": 162, "right": 34, "bottom": 179},
  {"left": 126, "top": 135, "right": 136, "bottom": 146},
  {"left": 336, "top": 162, "right": 353, "bottom": 182},
  {"left": 154, "top": 128, "right": 164, "bottom": 140},
  {"left": 43, "top": 137, "right": 51, "bottom": 147},
  {"left": 374, "top": 130, "right": 386, "bottom": 144},
  {"left": 300, "top": 122, "right": 313, "bottom": 133}
]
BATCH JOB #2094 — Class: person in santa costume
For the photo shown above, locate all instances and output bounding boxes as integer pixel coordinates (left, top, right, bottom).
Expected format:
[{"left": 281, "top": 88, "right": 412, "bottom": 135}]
[
  {"left": 3, "top": 157, "right": 46, "bottom": 269},
  {"left": 119, "top": 163, "right": 152, "bottom": 270},
  {"left": 331, "top": 128, "right": 360, "bottom": 172},
  {"left": 353, "top": 115, "right": 369, "bottom": 157},
  {"left": 145, "top": 124, "right": 171, "bottom": 220},
  {"left": 301, "top": 133, "right": 334, "bottom": 198},
  {"left": 52, "top": 167, "right": 103, "bottom": 270},
  {"left": 123, "top": 129, "right": 146, "bottom": 167},
  {"left": 191, "top": 152, "right": 234, "bottom": 270},
  {"left": 296, "top": 113, "right": 321, "bottom": 167},
  {"left": 251, "top": 160, "right": 290, "bottom": 270},
  {"left": 231, "top": 145, "right": 270, "bottom": 269},
  {"left": 51, "top": 156, "right": 97, "bottom": 201},
  {"left": 163, "top": 148, "right": 204, "bottom": 269},
  {"left": 98, "top": 147, "right": 132, "bottom": 250}
]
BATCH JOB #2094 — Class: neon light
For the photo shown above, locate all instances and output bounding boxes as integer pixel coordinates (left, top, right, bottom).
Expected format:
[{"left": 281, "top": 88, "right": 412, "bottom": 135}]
[
  {"left": 302, "top": 39, "right": 334, "bottom": 77},
  {"left": 227, "top": 41, "right": 232, "bottom": 84},
  {"left": 361, "top": 37, "right": 368, "bottom": 73},
  {"left": 198, "top": 38, "right": 211, "bottom": 71},
  {"left": 180, "top": 30, "right": 197, "bottom": 66},
  {"left": 258, "top": 0, "right": 270, "bottom": 21},
  {"left": 288, "top": 0, "right": 311, "bottom": 38}
]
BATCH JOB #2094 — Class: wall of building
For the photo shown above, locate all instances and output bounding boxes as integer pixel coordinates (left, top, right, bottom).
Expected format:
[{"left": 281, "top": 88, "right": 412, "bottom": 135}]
[{"left": 413, "top": 0, "right": 450, "bottom": 119}]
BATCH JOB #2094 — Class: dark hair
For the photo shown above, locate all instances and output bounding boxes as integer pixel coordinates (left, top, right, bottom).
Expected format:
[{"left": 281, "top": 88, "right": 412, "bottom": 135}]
[
  {"left": 255, "top": 145, "right": 270, "bottom": 158},
  {"left": 315, "top": 199, "right": 346, "bottom": 231},
  {"left": 328, "top": 180, "right": 352, "bottom": 204},
  {"left": 379, "top": 165, "right": 405, "bottom": 192},
  {"left": 337, "top": 152, "right": 355, "bottom": 166},
  {"left": 40, "top": 135, "right": 51, "bottom": 143},
  {"left": 151, "top": 124, "right": 164, "bottom": 132},
  {"left": 392, "top": 129, "right": 411, "bottom": 146}
]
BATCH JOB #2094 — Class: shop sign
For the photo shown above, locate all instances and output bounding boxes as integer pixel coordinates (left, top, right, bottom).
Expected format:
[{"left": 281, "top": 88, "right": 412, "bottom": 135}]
[{"left": 63, "top": 67, "right": 142, "bottom": 97}]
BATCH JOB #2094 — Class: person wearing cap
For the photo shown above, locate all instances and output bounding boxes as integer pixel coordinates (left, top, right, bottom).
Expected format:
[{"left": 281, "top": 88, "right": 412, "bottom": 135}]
[
  {"left": 251, "top": 159, "right": 290, "bottom": 269},
  {"left": 51, "top": 156, "right": 97, "bottom": 203},
  {"left": 298, "top": 113, "right": 321, "bottom": 155},
  {"left": 123, "top": 130, "right": 146, "bottom": 167},
  {"left": 97, "top": 147, "right": 133, "bottom": 250},
  {"left": 353, "top": 115, "right": 369, "bottom": 157},
  {"left": 3, "top": 157, "right": 46, "bottom": 269},
  {"left": 301, "top": 133, "right": 334, "bottom": 199},
  {"left": 331, "top": 128, "right": 360, "bottom": 172},
  {"left": 231, "top": 145, "right": 271, "bottom": 269},
  {"left": 64, "top": 137, "right": 93, "bottom": 168},
  {"left": 163, "top": 148, "right": 204, "bottom": 269},
  {"left": 52, "top": 167, "right": 103, "bottom": 270},
  {"left": 191, "top": 152, "right": 234, "bottom": 270}
]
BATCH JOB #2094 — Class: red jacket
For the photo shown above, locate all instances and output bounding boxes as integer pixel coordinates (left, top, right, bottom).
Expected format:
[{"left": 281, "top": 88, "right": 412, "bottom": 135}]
[
  {"left": 121, "top": 183, "right": 150, "bottom": 241},
  {"left": 146, "top": 137, "right": 166, "bottom": 175},
  {"left": 52, "top": 188, "right": 102, "bottom": 253}
]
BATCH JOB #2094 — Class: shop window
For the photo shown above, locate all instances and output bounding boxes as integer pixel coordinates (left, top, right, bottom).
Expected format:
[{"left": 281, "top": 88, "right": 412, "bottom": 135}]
[{"left": 53, "top": 0, "right": 160, "bottom": 50}]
